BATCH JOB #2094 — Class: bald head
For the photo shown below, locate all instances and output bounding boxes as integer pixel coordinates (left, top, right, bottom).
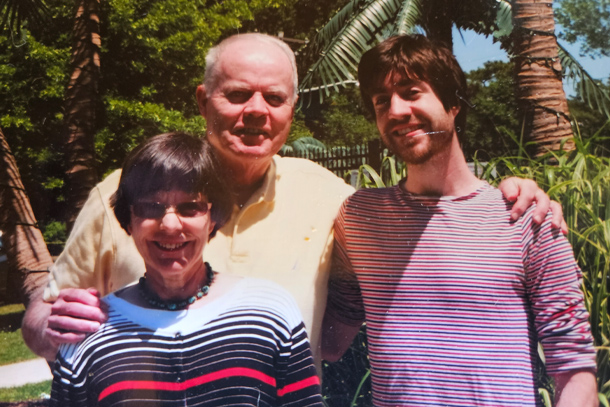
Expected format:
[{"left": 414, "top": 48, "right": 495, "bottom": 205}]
[{"left": 204, "top": 33, "right": 298, "bottom": 103}]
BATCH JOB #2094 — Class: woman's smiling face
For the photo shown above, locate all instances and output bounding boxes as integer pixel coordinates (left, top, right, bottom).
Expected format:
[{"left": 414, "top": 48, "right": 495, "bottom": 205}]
[{"left": 128, "top": 189, "right": 215, "bottom": 289}]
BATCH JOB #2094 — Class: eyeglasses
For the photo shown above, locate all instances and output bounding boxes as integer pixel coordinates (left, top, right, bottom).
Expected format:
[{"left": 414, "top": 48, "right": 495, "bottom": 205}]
[{"left": 131, "top": 201, "right": 210, "bottom": 219}]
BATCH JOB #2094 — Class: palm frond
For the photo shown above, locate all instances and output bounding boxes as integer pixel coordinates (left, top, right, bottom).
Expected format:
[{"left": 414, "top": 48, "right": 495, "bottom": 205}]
[
  {"left": 393, "top": 0, "right": 422, "bottom": 35},
  {"left": 559, "top": 43, "right": 610, "bottom": 119},
  {"left": 300, "top": 0, "right": 418, "bottom": 101},
  {"left": 493, "top": 0, "right": 513, "bottom": 40},
  {"left": 0, "top": 0, "right": 48, "bottom": 32},
  {"left": 279, "top": 137, "right": 327, "bottom": 156}
]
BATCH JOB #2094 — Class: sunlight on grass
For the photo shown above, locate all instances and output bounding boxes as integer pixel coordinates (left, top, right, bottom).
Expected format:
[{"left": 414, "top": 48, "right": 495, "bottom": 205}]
[
  {"left": 0, "top": 380, "right": 51, "bottom": 402},
  {"left": 0, "top": 303, "right": 38, "bottom": 366}
]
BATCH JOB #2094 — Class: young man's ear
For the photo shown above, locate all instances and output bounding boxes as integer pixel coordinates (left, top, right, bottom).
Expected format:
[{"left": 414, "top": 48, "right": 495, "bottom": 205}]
[
  {"left": 449, "top": 104, "right": 460, "bottom": 119},
  {"left": 196, "top": 85, "right": 208, "bottom": 119}
]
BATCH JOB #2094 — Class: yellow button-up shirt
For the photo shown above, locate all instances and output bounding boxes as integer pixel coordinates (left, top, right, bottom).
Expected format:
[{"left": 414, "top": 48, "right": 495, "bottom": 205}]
[{"left": 45, "top": 156, "right": 354, "bottom": 365}]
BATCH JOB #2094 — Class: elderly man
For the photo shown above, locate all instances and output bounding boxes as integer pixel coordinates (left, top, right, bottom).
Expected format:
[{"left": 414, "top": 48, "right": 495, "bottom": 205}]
[
  {"left": 323, "top": 34, "right": 596, "bottom": 407},
  {"left": 22, "top": 33, "right": 558, "bottom": 367}
]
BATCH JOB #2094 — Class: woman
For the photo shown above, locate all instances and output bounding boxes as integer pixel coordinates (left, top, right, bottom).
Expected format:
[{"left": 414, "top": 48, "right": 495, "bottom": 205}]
[{"left": 50, "top": 133, "right": 323, "bottom": 406}]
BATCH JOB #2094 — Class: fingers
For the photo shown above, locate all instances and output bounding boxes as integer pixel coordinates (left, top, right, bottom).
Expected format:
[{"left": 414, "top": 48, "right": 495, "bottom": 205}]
[
  {"left": 549, "top": 200, "right": 568, "bottom": 235},
  {"left": 497, "top": 178, "right": 520, "bottom": 203},
  {"left": 501, "top": 178, "right": 537, "bottom": 222},
  {"left": 46, "top": 287, "right": 107, "bottom": 346},
  {"left": 530, "top": 188, "right": 550, "bottom": 225}
]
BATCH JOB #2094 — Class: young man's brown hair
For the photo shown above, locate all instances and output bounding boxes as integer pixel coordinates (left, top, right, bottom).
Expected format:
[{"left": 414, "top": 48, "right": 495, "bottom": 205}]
[{"left": 358, "top": 34, "right": 469, "bottom": 137}]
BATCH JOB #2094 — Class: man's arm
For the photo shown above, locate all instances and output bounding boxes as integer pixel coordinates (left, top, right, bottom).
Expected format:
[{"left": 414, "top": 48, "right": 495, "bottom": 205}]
[
  {"left": 553, "top": 369, "right": 598, "bottom": 407},
  {"left": 498, "top": 177, "right": 567, "bottom": 233},
  {"left": 21, "top": 171, "right": 125, "bottom": 360},
  {"left": 321, "top": 311, "right": 362, "bottom": 362},
  {"left": 22, "top": 286, "right": 106, "bottom": 361}
]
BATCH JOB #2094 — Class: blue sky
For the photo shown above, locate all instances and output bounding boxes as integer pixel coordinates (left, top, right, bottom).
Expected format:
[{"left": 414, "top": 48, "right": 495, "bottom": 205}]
[{"left": 452, "top": 27, "right": 610, "bottom": 96}]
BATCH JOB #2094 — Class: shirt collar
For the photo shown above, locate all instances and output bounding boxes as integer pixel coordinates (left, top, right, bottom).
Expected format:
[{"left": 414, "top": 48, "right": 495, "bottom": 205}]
[{"left": 242, "top": 155, "right": 279, "bottom": 208}]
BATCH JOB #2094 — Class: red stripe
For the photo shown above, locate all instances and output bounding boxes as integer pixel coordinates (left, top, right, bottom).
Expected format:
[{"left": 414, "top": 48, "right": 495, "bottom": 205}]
[
  {"left": 277, "top": 376, "right": 320, "bottom": 397},
  {"left": 98, "top": 367, "right": 276, "bottom": 401}
]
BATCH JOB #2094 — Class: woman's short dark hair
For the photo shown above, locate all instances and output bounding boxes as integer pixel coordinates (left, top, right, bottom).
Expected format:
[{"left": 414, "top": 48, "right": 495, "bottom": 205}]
[
  {"left": 111, "top": 132, "right": 233, "bottom": 238},
  {"left": 358, "top": 34, "right": 469, "bottom": 138}
]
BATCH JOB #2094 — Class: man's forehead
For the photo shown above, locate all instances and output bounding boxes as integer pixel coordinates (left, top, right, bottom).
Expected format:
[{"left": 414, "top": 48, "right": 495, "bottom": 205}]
[
  {"left": 372, "top": 71, "right": 422, "bottom": 94},
  {"left": 218, "top": 77, "right": 290, "bottom": 94}
]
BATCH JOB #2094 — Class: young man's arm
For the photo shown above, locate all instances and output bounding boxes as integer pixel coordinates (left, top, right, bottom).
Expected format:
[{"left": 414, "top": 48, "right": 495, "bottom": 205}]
[
  {"left": 553, "top": 369, "right": 598, "bottom": 407},
  {"left": 322, "top": 202, "right": 365, "bottom": 362},
  {"left": 523, "top": 212, "right": 597, "bottom": 405},
  {"left": 321, "top": 311, "right": 362, "bottom": 362}
]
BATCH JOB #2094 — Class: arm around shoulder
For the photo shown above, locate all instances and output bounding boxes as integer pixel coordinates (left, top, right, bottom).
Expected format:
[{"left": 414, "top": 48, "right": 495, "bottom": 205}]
[{"left": 22, "top": 286, "right": 57, "bottom": 361}]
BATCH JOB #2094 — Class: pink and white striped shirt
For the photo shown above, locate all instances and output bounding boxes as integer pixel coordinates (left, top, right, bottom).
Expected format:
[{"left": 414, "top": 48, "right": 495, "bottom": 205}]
[{"left": 327, "top": 183, "right": 596, "bottom": 407}]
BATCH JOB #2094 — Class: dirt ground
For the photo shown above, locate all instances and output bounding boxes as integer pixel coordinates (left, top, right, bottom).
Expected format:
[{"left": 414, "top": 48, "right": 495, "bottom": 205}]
[{"left": 0, "top": 401, "right": 48, "bottom": 407}]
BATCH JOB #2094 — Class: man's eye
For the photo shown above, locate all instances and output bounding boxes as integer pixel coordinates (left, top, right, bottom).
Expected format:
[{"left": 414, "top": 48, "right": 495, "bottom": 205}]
[
  {"left": 226, "top": 91, "right": 251, "bottom": 104},
  {"left": 264, "top": 94, "right": 286, "bottom": 107},
  {"left": 402, "top": 89, "right": 420, "bottom": 99},
  {"left": 373, "top": 96, "right": 390, "bottom": 108}
]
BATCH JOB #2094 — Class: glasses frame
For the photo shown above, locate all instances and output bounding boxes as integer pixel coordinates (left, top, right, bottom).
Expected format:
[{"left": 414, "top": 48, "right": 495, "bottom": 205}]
[{"left": 130, "top": 201, "right": 210, "bottom": 220}]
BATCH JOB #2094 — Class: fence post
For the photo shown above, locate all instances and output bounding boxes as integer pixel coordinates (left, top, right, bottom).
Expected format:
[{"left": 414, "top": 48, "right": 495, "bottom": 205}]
[{"left": 368, "top": 139, "right": 381, "bottom": 170}]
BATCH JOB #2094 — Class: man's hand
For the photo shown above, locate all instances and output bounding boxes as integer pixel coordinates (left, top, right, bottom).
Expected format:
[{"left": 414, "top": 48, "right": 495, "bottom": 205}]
[
  {"left": 46, "top": 287, "right": 107, "bottom": 346},
  {"left": 498, "top": 177, "right": 568, "bottom": 234},
  {"left": 22, "top": 287, "right": 107, "bottom": 361}
]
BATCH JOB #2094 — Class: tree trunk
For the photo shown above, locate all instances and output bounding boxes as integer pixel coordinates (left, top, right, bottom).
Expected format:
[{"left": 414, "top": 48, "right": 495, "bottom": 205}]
[
  {"left": 63, "top": 0, "right": 101, "bottom": 231},
  {"left": 422, "top": 0, "right": 454, "bottom": 49},
  {"left": 0, "top": 128, "right": 53, "bottom": 306},
  {"left": 512, "top": 0, "right": 574, "bottom": 157}
]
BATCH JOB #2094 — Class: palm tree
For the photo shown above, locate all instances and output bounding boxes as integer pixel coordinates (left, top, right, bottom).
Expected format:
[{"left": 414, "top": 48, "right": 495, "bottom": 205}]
[
  {"left": 299, "top": 0, "right": 610, "bottom": 155},
  {"left": 63, "top": 0, "right": 101, "bottom": 230},
  {"left": 0, "top": 0, "right": 54, "bottom": 305},
  {"left": 512, "top": 0, "right": 574, "bottom": 155},
  {"left": 0, "top": 128, "right": 54, "bottom": 305}
]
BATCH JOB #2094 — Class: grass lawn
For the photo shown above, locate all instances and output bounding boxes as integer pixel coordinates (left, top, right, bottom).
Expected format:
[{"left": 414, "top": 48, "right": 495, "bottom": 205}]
[
  {"left": 0, "top": 381, "right": 51, "bottom": 402},
  {"left": 0, "top": 303, "right": 38, "bottom": 366}
]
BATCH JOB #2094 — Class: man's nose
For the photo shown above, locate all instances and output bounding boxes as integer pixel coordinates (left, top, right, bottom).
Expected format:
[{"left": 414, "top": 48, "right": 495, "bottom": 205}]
[
  {"left": 388, "top": 94, "right": 412, "bottom": 119},
  {"left": 244, "top": 93, "right": 268, "bottom": 116}
]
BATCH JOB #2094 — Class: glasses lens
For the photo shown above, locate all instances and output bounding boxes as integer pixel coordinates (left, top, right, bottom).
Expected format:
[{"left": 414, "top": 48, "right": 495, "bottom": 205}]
[
  {"left": 132, "top": 202, "right": 166, "bottom": 218},
  {"left": 176, "top": 202, "right": 209, "bottom": 217}
]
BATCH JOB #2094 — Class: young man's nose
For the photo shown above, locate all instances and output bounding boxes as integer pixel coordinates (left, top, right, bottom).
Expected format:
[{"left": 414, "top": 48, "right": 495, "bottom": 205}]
[{"left": 388, "top": 93, "right": 412, "bottom": 119}]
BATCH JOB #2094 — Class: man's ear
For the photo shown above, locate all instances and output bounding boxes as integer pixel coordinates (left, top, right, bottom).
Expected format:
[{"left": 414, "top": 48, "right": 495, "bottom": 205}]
[
  {"left": 291, "top": 95, "right": 299, "bottom": 118},
  {"left": 196, "top": 85, "right": 208, "bottom": 119},
  {"left": 450, "top": 104, "right": 460, "bottom": 120}
]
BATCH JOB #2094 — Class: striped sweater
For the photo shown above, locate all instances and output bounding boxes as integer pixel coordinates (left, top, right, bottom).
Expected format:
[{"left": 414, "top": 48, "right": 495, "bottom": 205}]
[
  {"left": 51, "top": 278, "right": 323, "bottom": 407},
  {"left": 327, "top": 183, "right": 596, "bottom": 407}
]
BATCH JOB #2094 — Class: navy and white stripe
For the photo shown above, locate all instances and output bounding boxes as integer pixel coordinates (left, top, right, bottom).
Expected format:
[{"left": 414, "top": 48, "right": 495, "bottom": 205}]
[{"left": 51, "top": 278, "right": 323, "bottom": 406}]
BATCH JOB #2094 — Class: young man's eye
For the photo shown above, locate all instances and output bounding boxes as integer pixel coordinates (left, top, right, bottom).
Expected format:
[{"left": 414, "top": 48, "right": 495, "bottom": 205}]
[
  {"left": 402, "top": 89, "right": 420, "bottom": 99},
  {"left": 373, "top": 96, "right": 390, "bottom": 108}
]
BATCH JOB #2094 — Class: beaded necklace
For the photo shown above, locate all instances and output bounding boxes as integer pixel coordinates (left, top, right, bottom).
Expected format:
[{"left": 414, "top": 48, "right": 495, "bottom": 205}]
[{"left": 138, "top": 262, "right": 215, "bottom": 310}]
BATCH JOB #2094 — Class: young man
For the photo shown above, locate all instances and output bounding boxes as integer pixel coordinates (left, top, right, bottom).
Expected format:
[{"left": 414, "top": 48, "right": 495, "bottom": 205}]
[{"left": 322, "top": 35, "right": 597, "bottom": 407}]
